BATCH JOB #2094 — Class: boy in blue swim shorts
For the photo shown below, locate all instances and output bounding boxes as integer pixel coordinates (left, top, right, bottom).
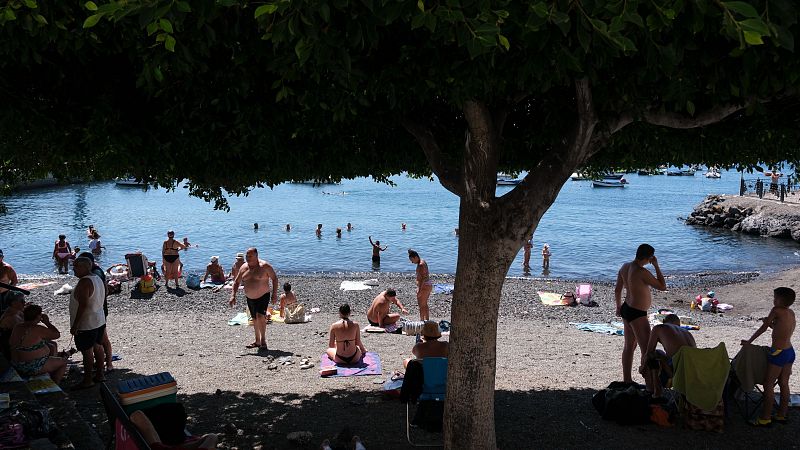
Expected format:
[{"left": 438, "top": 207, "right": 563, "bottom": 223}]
[{"left": 742, "top": 287, "right": 796, "bottom": 427}]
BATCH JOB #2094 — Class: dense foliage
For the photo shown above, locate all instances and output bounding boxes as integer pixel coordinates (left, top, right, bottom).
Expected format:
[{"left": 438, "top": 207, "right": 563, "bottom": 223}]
[{"left": 2, "top": 1, "right": 798, "bottom": 208}]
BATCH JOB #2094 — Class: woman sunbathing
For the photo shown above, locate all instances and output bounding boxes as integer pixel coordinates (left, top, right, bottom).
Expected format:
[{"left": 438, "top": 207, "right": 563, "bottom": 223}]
[
  {"left": 9, "top": 304, "right": 67, "bottom": 383},
  {"left": 326, "top": 304, "right": 367, "bottom": 365}
]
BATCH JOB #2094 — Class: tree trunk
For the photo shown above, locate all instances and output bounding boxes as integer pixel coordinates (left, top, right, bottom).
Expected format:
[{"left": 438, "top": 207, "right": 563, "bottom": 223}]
[{"left": 443, "top": 198, "right": 520, "bottom": 449}]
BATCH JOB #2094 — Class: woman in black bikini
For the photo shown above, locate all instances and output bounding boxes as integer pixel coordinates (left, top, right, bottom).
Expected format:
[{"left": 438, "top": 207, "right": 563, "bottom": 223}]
[
  {"left": 162, "top": 230, "right": 186, "bottom": 288},
  {"left": 326, "top": 304, "right": 367, "bottom": 365}
]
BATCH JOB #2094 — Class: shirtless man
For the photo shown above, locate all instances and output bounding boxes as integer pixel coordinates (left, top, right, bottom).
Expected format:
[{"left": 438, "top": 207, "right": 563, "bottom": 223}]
[
  {"left": 202, "top": 256, "right": 226, "bottom": 284},
  {"left": 522, "top": 236, "right": 533, "bottom": 268},
  {"left": 742, "top": 287, "right": 796, "bottom": 426},
  {"left": 229, "top": 253, "right": 245, "bottom": 279},
  {"left": 0, "top": 250, "right": 19, "bottom": 313},
  {"left": 409, "top": 249, "right": 432, "bottom": 321},
  {"left": 278, "top": 283, "right": 297, "bottom": 319},
  {"left": 367, "top": 289, "right": 408, "bottom": 329},
  {"left": 368, "top": 236, "right": 387, "bottom": 265},
  {"left": 229, "top": 248, "right": 278, "bottom": 349},
  {"left": 614, "top": 243, "right": 666, "bottom": 389},
  {"left": 645, "top": 314, "right": 696, "bottom": 396}
]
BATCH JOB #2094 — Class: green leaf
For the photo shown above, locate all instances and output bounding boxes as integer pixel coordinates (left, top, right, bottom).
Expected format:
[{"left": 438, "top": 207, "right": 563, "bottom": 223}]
[
  {"left": 531, "top": 2, "right": 547, "bottom": 18},
  {"left": 159, "top": 18, "right": 173, "bottom": 33},
  {"left": 294, "top": 40, "right": 313, "bottom": 64},
  {"left": 33, "top": 13, "right": 46, "bottom": 24},
  {"left": 624, "top": 12, "right": 644, "bottom": 28},
  {"left": 320, "top": 4, "right": 330, "bottom": 22},
  {"left": 743, "top": 30, "right": 764, "bottom": 45},
  {"left": 84, "top": 1, "right": 97, "bottom": 11},
  {"left": 4, "top": 8, "right": 15, "bottom": 21},
  {"left": 550, "top": 10, "right": 570, "bottom": 25},
  {"left": 165, "top": 34, "right": 176, "bottom": 52},
  {"left": 153, "top": 66, "right": 164, "bottom": 82},
  {"left": 498, "top": 34, "right": 509, "bottom": 50},
  {"left": 739, "top": 18, "right": 768, "bottom": 35},
  {"left": 722, "top": 1, "right": 759, "bottom": 19},
  {"left": 176, "top": 1, "right": 191, "bottom": 13},
  {"left": 146, "top": 21, "right": 158, "bottom": 36},
  {"left": 686, "top": 100, "right": 695, "bottom": 116},
  {"left": 23, "top": 0, "right": 37, "bottom": 8},
  {"left": 83, "top": 13, "right": 102, "bottom": 28},
  {"left": 417, "top": 0, "right": 424, "bottom": 12},
  {"left": 254, "top": 4, "right": 277, "bottom": 19},
  {"left": 774, "top": 26, "right": 795, "bottom": 51}
]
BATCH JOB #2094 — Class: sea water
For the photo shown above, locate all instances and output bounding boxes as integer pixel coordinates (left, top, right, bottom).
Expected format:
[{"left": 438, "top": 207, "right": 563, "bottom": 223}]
[{"left": 1, "top": 170, "right": 798, "bottom": 280}]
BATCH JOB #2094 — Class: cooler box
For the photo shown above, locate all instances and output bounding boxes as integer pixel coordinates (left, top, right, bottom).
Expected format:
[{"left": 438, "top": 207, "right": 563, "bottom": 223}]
[{"left": 118, "top": 372, "right": 177, "bottom": 414}]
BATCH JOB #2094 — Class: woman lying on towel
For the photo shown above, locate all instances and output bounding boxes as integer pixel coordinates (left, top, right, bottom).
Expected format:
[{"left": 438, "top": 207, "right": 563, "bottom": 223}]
[{"left": 326, "top": 304, "right": 367, "bottom": 365}]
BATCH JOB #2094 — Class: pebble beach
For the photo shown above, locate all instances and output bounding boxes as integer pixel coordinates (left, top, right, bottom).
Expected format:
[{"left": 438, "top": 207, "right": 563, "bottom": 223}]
[{"left": 13, "top": 266, "right": 800, "bottom": 449}]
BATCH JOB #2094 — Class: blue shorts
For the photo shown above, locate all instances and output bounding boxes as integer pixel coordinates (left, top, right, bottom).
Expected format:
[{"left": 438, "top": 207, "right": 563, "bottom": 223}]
[{"left": 768, "top": 347, "right": 796, "bottom": 367}]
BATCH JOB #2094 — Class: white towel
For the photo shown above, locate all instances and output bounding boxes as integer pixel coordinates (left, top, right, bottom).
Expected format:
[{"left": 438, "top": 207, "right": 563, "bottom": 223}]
[
  {"left": 339, "top": 281, "right": 372, "bottom": 291},
  {"left": 54, "top": 284, "right": 73, "bottom": 295}
]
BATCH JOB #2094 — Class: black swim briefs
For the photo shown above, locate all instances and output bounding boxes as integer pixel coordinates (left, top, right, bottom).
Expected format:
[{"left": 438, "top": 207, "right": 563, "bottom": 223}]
[
  {"left": 75, "top": 325, "right": 106, "bottom": 352},
  {"left": 371, "top": 255, "right": 380, "bottom": 263},
  {"left": 246, "top": 292, "right": 270, "bottom": 318},
  {"left": 368, "top": 318, "right": 379, "bottom": 326},
  {"left": 620, "top": 302, "right": 647, "bottom": 322}
]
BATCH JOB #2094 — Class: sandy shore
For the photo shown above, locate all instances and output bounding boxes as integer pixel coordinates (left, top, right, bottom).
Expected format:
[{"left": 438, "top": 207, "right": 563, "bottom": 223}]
[{"left": 16, "top": 268, "right": 800, "bottom": 449}]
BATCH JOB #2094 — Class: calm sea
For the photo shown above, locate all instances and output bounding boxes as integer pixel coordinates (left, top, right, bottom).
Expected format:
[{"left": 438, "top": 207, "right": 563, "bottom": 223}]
[{"left": 1, "top": 170, "right": 798, "bottom": 280}]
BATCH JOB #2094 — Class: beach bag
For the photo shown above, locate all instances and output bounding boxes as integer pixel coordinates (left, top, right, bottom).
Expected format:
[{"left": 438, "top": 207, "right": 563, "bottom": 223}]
[
  {"left": 0, "top": 402, "right": 54, "bottom": 439},
  {"left": 139, "top": 275, "right": 155, "bottom": 294},
  {"left": 680, "top": 396, "right": 724, "bottom": 432},
  {"left": 186, "top": 274, "right": 201, "bottom": 289},
  {"left": 593, "top": 382, "right": 650, "bottom": 425},
  {"left": 284, "top": 303, "right": 306, "bottom": 324},
  {"left": 576, "top": 284, "right": 593, "bottom": 306}
]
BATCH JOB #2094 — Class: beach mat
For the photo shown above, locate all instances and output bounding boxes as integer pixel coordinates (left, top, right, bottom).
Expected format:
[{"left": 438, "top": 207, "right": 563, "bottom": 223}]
[
  {"left": 339, "top": 281, "right": 372, "bottom": 291},
  {"left": 200, "top": 281, "right": 225, "bottom": 289},
  {"left": 538, "top": 291, "right": 569, "bottom": 306},
  {"left": 17, "top": 281, "right": 56, "bottom": 290},
  {"left": 433, "top": 283, "right": 454, "bottom": 295},
  {"left": 320, "top": 352, "right": 382, "bottom": 377},
  {"left": 228, "top": 312, "right": 249, "bottom": 326},
  {"left": 571, "top": 322, "right": 624, "bottom": 336},
  {"left": 26, "top": 374, "right": 62, "bottom": 394}
]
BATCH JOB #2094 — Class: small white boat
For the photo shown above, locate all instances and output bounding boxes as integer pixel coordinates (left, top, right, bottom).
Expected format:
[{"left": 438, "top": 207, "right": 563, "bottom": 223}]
[
  {"left": 497, "top": 173, "right": 522, "bottom": 185},
  {"left": 592, "top": 178, "right": 627, "bottom": 188},
  {"left": 704, "top": 170, "right": 721, "bottom": 179},
  {"left": 570, "top": 172, "right": 589, "bottom": 181},
  {"left": 114, "top": 177, "right": 146, "bottom": 186}
]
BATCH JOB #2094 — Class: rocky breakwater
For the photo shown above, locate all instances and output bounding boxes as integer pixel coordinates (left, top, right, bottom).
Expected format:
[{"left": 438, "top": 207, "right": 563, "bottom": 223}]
[{"left": 686, "top": 194, "right": 800, "bottom": 242}]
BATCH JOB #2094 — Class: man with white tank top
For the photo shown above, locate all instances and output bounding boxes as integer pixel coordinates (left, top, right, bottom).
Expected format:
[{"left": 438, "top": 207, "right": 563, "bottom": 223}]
[{"left": 69, "top": 257, "right": 107, "bottom": 389}]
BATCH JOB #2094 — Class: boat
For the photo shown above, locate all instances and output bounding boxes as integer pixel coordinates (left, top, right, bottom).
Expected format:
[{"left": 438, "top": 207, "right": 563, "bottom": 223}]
[
  {"left": 114, "top": 177, "right": 146, "bottom": 186},
  {"left": 592, "top": 177, "right": 627, "bottom": 188},
  {"left": 497, "top": 173, "right": 522, "bottom": 185},
  {"left": 704, "top": 168, "right": 721, "bottom": 179},
  {"left": 570, "top": 172, "right": 589, "bottom": 181},
  {"left": 603, "top": 173, "right": 626, "bottom": 179},
  {"left": 666, "top": 169, "right": 695, "bottom": 176}
]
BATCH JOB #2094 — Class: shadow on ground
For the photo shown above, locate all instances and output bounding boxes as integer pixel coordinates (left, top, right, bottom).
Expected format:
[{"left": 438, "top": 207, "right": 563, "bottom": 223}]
[{"left": 63, "top": 369, "right": 799, "bottom": 449}]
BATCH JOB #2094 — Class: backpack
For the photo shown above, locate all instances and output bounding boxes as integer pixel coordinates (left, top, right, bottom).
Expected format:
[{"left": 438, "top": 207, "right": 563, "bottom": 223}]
[
  {"left": 592, "top": 382, "right": 651, "bottom": 425},
  {"left": 284, "top": 303, "right": 306, "bottom": 324}
]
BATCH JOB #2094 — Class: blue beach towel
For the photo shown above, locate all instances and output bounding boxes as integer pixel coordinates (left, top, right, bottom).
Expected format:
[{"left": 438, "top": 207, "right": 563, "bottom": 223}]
[{"left": 570, "top": 322, "right": 624, "bottom": 336}]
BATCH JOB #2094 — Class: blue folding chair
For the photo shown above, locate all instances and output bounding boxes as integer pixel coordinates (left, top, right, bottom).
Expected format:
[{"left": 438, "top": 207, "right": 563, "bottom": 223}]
[{"left": 406, "top": 357, "right": 447, "bottom": 447}]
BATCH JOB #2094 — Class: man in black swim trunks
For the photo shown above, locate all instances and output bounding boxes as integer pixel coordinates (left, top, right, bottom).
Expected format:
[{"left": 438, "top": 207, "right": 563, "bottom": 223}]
[
  {"left": 614, "top": 244, "right": 666, "bottom": 390},
  {"left": 368, "top": 236, "right": 387, "bottom": 266},
  {"left": 229, "top": 248, "right": 278, "bottom": 350}
]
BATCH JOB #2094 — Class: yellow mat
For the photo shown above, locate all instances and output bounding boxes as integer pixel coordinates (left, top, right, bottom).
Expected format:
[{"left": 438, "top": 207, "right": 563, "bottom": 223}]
[{"left": 538, "top": 291, "right": 570, "bottom": 306}]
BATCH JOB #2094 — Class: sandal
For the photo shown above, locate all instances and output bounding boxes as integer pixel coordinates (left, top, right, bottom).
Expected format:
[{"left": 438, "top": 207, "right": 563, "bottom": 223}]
[{"left": 245, "top": 343, "right": 259, "bottom": 349}]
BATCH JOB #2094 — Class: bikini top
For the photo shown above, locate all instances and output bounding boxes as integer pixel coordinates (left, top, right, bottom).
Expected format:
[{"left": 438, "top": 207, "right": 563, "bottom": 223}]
[
  {"left": 163, "top": 240, "right": 180, "bottom": 252},
  {"left": 15, "top": 326, "right": 47, "bottom": 352},
  {"left": 338, "top": 320, "right": 355, "bottom": 347}
]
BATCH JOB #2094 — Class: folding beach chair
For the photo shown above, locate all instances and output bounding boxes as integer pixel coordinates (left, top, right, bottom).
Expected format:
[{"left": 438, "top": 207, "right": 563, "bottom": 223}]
[
  {"left": 402, "top": 357, "right": 448, "bottom": 447},
  {"left": 727, "top": 345, "right": 778, "bottom": 421},
  {"left": 99, "top": 382, "right": 152, "bottom": 450},
  {"left": 124, "top": 253, "right": 154, "bottom": 291}
]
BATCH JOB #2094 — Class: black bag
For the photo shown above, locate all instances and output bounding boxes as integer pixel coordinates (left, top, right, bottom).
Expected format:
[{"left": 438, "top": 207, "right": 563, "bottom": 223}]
[
  {"left": 593, "top": 382, "right": 651, "bottom": 425},
  {"left": 412, "top": 400, "right": 444, "bottom": 432},
  {"left": 142, "top": 403, "right": 187, "bottom": 445},
  {"left": 0, "top": 402, "right": 55, "bottom": 439}
]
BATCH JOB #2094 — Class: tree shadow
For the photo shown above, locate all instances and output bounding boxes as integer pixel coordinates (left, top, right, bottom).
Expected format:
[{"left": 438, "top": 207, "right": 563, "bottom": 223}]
[{"left": 59, "top": 375, "right": 800, "bottom": 449}]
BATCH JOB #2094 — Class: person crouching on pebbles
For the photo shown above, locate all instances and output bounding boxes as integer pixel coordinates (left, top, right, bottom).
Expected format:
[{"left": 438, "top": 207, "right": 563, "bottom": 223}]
[{"left": 229, "top": 248, "right": 278, "bottom": 350}]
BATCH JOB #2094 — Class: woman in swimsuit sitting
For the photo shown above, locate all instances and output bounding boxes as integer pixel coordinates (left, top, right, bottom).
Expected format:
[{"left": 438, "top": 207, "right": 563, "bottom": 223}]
[
  {"left": 409, "top": 249, "right": 433, "bottom": 321},
  {"left": 52, "top": 234, "right": 72, "bottom": 274},
  {"left": 326, "top": 304, "right": 367, "bottom": 365},
  {"left": 162, "top": 230, "right": 186, "bottom": 289},
  {"left": 9, "top": 304, "right": 67, "bottom": 383}
]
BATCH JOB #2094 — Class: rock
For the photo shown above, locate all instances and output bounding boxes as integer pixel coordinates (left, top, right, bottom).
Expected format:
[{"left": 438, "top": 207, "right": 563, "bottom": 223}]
[
  {"left": 267, "top": 363, "right": 278, "bottom": 370},
  {"left": 286, "top": 431, "right": 313, "bottom": 444},
  {"left": 728, "top": 206, "right": 741, "bottom": 216},
  {"left": 724, "top": 218, "right": 738, "bottom": 228}
]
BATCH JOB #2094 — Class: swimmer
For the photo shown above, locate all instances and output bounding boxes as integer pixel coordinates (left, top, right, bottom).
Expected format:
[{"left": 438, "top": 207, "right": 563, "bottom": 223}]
[
  {"left": 254, "top": 223, "right": 259, "bottom": 230},
  {"left": 336, "top": 228, "right": 342, "bottom": 238},
  {"left": 182, "top": 237, "right": 192, "bottom": 248},
  {"left": 347, "top": 223, "right": 353, "bottom": 232},
  {"left": 316, "top": 224, "right": 323, "bottom": 237},
  {"left": 402, "top": 223, "right": 407, "bottom": 231},
  {"left": 286, "top": 224, "right": 291, "bottom": 232}
]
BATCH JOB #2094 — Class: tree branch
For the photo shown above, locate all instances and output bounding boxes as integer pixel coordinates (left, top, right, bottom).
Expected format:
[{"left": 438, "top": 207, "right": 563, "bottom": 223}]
[
  {"left": 609, "top": 101, "right": 752, "bottom": 136},
  {"left": 400, "top": 116, "right": 463, "bottom": 196},
  {"left": 462, "top": 100, "right": 500, "bottom": 201}
]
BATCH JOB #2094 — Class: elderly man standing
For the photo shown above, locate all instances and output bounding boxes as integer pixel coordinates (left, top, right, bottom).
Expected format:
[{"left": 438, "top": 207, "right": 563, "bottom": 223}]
[
  {"left": 70, "top": 257, "right": 107, "bottom": 389},
  {"left": 229, "top": 248, "right": 278, "bottom": 350}
]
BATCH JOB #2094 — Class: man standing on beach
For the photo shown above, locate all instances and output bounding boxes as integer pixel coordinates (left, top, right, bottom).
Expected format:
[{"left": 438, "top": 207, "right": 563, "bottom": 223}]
[
  {"left": 229, "top": 248, "right": 278, "bottom": 350},
  {"left": 615, "top": 244, "right": 666, "bottom": 389},
  {"left": 70, "top": 257, "right": 107, "bottom": 389}
]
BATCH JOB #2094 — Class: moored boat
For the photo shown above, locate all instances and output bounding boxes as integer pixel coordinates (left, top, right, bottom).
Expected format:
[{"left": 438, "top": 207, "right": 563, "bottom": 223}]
[
  {"left": 592, "top": 178, "right": 627, "bottom": 188},
  {"left": 114, "top": 177, "right": 146, "bottom": 186}
]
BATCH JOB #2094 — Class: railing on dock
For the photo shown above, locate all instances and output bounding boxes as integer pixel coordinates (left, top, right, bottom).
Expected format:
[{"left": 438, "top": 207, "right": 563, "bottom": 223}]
[{"left": 740, "top": 177, "right": 796, "bottom": 203}]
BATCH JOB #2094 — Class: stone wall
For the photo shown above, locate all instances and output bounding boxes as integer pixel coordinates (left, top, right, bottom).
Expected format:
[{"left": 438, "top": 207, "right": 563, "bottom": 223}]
[{"left": 686, "top": 194, "right": 800, "bottom": 242}]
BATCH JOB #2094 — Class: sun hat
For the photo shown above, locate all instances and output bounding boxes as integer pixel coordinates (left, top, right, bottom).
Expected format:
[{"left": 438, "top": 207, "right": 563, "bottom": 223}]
[
  {"left": 210, "top": 256, "right": 219, "bottom": 263},
  {"left": 422, "top": 321, "right": 441, "bottom": 339},
  {"left": 236, "top": 253, "right": 244, "bottom": 259}
]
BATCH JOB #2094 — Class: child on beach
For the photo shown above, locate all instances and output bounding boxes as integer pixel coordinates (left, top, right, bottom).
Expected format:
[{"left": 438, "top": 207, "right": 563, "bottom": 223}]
[
  {"left": 541, "top": 243, "right": 551, "bottom": 269},
  {"left": 741, "top": 287, "right": 796, "bottom": 426}
]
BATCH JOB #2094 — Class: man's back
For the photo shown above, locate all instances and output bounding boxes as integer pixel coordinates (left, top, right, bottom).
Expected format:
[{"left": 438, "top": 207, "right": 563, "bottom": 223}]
[
  {"left": 771, "top": 307, "right": 796, "bottom": 349},
  {"left": 625, "top": 264, "right": 654, "bottom": 310},
  {"left": 654, "top": 324, "right": 696, "bottom": 357}
]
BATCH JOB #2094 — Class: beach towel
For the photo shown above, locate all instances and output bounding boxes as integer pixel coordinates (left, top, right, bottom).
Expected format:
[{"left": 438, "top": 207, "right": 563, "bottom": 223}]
[
  {"left": 648, "top": 313, "right": 700, "bottom": 331},
  {"left": 53, "top": 284, "right": 73, "bottom": 295},
  {"left": 433, "top": 284, "right": 454, "bottom": 295},
  {"left": 363, "top": 279, "right": 379, "bottom": 286},
  {"left": 320, "top": 352, "right": 382, "bottom": 377},
  {"left": 538, "top": 291, "right": 569, "bottom": 306},
  {"left": 672, "top": 343, "right": 730, "bottom": 411},
  {"left": 227, "top": 312, "right": 249, "bottom": 326},
  {"left": 571, "top": 322, "right": 624, "bottom": 336},
  {"left": 16, "top": 281, "right": 56, "bottom": 290},
  {"left": 199, "top": 281, "right": 225, "bottom": 289},
  {"left": 26, "top": 374, "right": 62, "bottom": 394},
  {"left": 364, "top": 323, "right": 401, "bottom": 334},
  {"left": 339, "top": 281, "right": 372, "bottom": 291}
]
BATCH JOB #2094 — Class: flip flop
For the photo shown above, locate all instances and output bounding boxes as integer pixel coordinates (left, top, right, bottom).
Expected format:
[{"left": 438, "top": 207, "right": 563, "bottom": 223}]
[{"left": 245, "top": 343, "right": 259, "bottom": 349}]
